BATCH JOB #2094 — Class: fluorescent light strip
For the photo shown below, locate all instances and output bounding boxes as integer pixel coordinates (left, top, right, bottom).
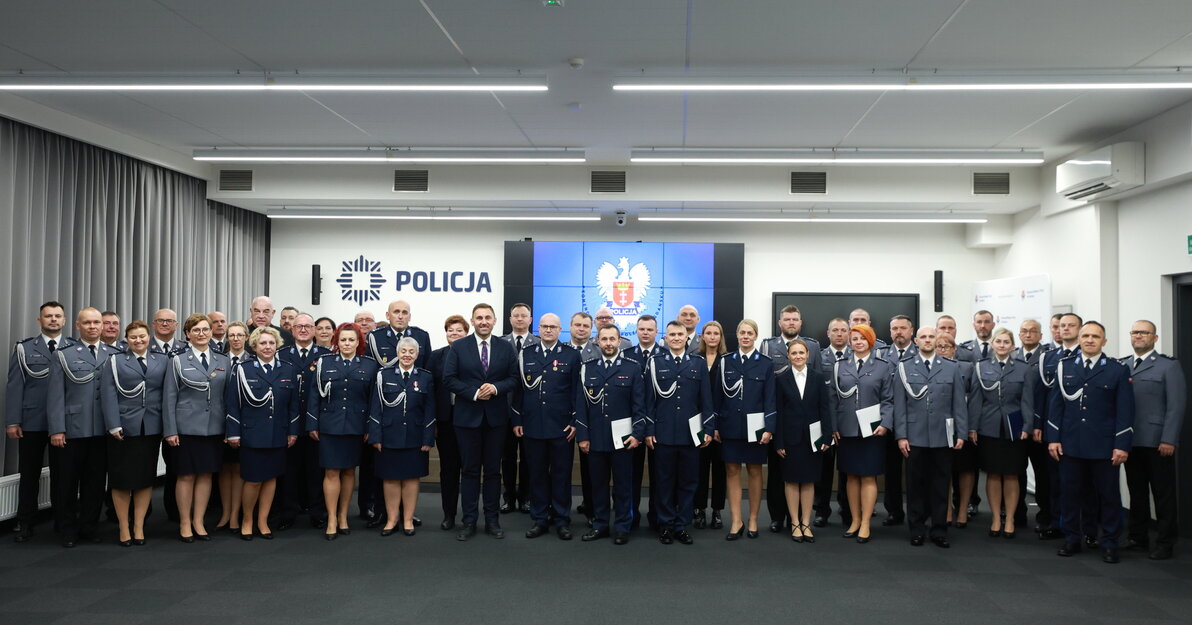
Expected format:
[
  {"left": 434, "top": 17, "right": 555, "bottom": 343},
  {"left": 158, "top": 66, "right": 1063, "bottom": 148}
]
[
  {"left": 638, "top": 216, "right": 987, "bottom": 224},
  {"left": 614, "top": 82, "right": 1192, "bottom": 92},
  {"left": 631, "top": 157, "right": 1042, "bottom": 165},
  {"left": 196, "top": 156, "right": 585, "bottom": 163},
  {"left": 268, "top": 214, "right": 599, "bottom": 222},
  {"left": 0, "top": 84, "right": 546, "bottom": 92}
]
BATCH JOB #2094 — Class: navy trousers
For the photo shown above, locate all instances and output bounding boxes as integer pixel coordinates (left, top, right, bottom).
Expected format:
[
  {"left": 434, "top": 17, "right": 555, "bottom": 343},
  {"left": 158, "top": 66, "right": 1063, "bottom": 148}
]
[
  {"left": 280, "top": 434, "right": 325, "bottom": 521},
  {"left": 523, "top": 436, "right": 573, "bottom": 527},
  {"left": 588, "top": 449, "right": 634, "bottom": 534},
  {"left": 456, "top": 423, "right": 506, "bottom": 526},
  {"left": 1059, "top": 456, "right": 1123, "bottom": 549},
  {"left": 653, "top": 443, "right": 699, "bottom": 532}
]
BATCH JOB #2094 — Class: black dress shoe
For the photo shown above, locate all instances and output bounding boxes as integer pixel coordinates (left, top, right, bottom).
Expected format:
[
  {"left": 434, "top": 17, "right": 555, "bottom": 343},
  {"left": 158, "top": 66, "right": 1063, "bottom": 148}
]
[
  {"left": 576, "top": 503, "right": 587, "bottom": 515},
  {"left": 457, "top": 523, "right": 477, "bottom": 541},
  {"left": 693, "top": 509, "right": 707, "bottom": 529},
  {"left": 675, "top": 530, "right": 694, "bottom": 545},
  {"left": 14, "top": 527, "right": 33, "bottom": 543},
  {"left": 769, "top": 520, "right": 783, "bottom": 533},
  {"left": 812, "top": 515, "right": 827, "bottom": 528},
  {"left": 276, "top": 519, "right": 294, "bottom": 531},
  {"left": 258, "top": 532, "right": 274, "bottom": 540},
  {"left": 518, "top": 502, "right": 530, "bottom": 514},
  {"left": 1149, "top": 546, "right": 1173, "bottom": 560},
  {"left": 1102, "top": 548, "right": 1120, "bottom": 564},
  {"left": 954, "top": 522, "right": 968, "bottom": 529},
  {"left": 1003, "top": 530, "right": 1016, "bottom": 539},
  {"left": 931, "top": 537, "right": 950, "bottom": 549},
  {"left": 312, "top": 518, "right": 328, "bottom": 530},
  {"left": 403, "top": 528, "right": 416, "bottom": 536},
  {"left": 910, "top": 536, "right": 925, "bottom": 546},
  {"left": 1126, "top": 539, "right": 1149, "bottom": 552},
  {"left": 967, "top": 503, "right": 978, "bottom": 517},
  {"left": 239, "top": 533, "right": 253, "bottom": 541},
  {"left": 179, "top": 535, "right": 195, "bottom": 543},
  {"left": 440, "top": 516, "right": 456, "bottom": 531},
  {"left": 710, "top": 511, "right": 723, "bottom": 530},
  {"left": 614, "top": 533, "right": 629, "bottom": 545},
  {"left": 61, "top": 538, "right": 77, "bottom": 548},
  {"left": 380, "top": 528, "right": 396, "bottom": 537},
  {"left": 726, "top": 526, "right": 745, "bottom": 541},
  {"left": 556, "top": 526, "right": 573, "bottom": 541},
  {"left": 525, "top": 525, "right": 549, "bottom": 539},
  {"left": 324, "top": 532, "right": 337, "bottom": 541},
  {"left": 747, "top": 529, "right": 759, "bottom": 539},
  {"left": 582, "top": 528, "right": 610, "bottom": 542},
  {"left": 658, "top": 529, "right": 674, "bottom": 544},
  {"left": 195, "top": 532, "right": 211, "bottom": 541},
  {"left": 365, "top": 517, "right": 383, "bottom": 529},
  {"left": 1057, "top": 542, "right": 1081, "bottom": 557},
  {"left": 337, "top": 527, "right": 351, "bottom": 535},
  {"left": 843, "top": 529, "right": 858, "bottom": 538},
  {"left": 118, "top": 538, "right": 131, "bottom": 547},
  {"left": 1039, "top": 528, "right": 1063, "bottom": 540},
  {"left": 485, "top": 525, "right": 505, "bottom": 539},
  {"left": 1084, "top": 535, "right": 1099, "bottom": 548},
  {"left": 500, "top": 501, "right": 515, "bottom": 514},
  {"left": 989, "top": 529, "right": 1003, "bottom": 538},
  {"left": 412, "top": 516, "right": 422, "bottom": 527},
  {"left": 856, "top": 535, "right": 871, "bottom": 544},
  {"left": 881, "top": 516, "right": 903, "bottom": 527}
]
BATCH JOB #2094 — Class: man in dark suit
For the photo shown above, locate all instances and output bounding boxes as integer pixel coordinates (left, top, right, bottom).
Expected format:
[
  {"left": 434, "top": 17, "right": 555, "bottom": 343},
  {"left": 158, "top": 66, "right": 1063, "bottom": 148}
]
[
  {"left": 1014, "top": 319, "right": 1052, "bottom": 531},
  {"left": 275, "top": 313, "right": 331, "bottom": 530},
  {"left": 444, "top": 303, "right": 519, "bottom": 540},
  {"left": 1122, "top": 319, "right": 1185, "bottom": 560},
  {"left": 1048, "top": 321, "right": 1135, "bottom": 564},
  {"left": 6, "top": 301, "right": 69, "bottom": 542},
  {"left": 247, "top": 296, "right": 295, "bottom": 347},
  {"left": 500, "top": 302, "right": 541, "bottom": 514}
]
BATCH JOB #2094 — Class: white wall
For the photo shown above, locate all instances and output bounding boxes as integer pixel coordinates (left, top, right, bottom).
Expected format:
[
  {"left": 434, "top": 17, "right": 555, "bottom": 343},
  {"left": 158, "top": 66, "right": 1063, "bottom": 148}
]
[{"left": 270, "top": 218, "right": 995, "bottom": 351}]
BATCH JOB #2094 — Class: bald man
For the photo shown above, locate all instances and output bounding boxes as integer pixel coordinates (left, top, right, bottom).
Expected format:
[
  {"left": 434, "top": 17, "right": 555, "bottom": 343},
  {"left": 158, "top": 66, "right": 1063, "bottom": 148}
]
[
  {"left": 247, "top": 296, "right": 294, "bottom": 347},
  {"left": 151, "top": 308, "right": 179, "bottom": 354}
]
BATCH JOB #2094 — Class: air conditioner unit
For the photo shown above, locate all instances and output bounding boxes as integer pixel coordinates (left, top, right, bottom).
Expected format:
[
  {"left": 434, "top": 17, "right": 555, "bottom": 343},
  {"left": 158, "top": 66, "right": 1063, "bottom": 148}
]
[{"left": 1055, "top": 142, "right": 1144, "bottom": 201}]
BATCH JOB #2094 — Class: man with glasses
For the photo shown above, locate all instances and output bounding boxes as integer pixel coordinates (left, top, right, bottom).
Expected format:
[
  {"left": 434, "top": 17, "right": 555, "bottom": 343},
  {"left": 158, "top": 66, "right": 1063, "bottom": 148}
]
[
  {"left": 594, "top": 307, "right": 632, "bottom": 352},
  {"left": 276, "top": 313, "right": 332, "bottom": 530},
  {"left": 1122, "top": 320, "right": 1185, "bottom": 560},
  {"left": 151, "top": 309, "right": 179, "bottom": 354},
  {"left": 1015, "top": 319, "right": 1053, "bottom": 532}
]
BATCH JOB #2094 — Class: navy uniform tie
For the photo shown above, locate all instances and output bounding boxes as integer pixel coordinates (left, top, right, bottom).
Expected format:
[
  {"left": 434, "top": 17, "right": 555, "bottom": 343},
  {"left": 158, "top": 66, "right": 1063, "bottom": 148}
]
[
  {"left": 201, "top": 352, "right": 209, "bottom": 371},
  {"left": 137, "top": 356, "right": 147, "bottom": 373}
]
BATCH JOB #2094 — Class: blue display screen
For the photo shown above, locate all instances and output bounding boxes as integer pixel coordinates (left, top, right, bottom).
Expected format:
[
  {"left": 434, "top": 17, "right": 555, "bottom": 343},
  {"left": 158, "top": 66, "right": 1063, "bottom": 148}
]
[{"left": 532, "top": 242, "right": 715, "bottom": 343}]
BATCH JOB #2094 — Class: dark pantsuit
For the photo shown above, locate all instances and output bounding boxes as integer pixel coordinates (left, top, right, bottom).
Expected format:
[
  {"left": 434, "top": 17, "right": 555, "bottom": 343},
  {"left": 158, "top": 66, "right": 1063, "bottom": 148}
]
[
  {"left": 437, "top": 423, "right": 461, "bottom": 518},
  {"left": 55, "top": 436, "right": 107, "bottom": 540},
  {"left": 502, "top": 432, "right": 529, "bottom": 506},
  {"left": 16, "top": 431, "right": 58, "bottom": 526},
  {"left": 588, "top": 449, "right": 634, "bottom": 534},
  {"left": 1125, "top": 447, "right": 1178, "bottom": 547},
  {"left": 356, "top": 442, "right": 381, "bottom": 517},
  {"left": 1020, "top": 441, "right": 1052, "bottom": 527},
  {"left": 456, "top": 423, "right": 506, "bottom": 526},
  {"left": 1059, "top": 456, "right": 1123, "bottom": 549},
  {"left": 281, "top": 434, "right": 325, "bottom": 521},
  {"left": 884, "top": 434, "right": 905, "bottom": 519},
  {"left": 765, "top": 443, "right": 786, "bottom": 524},
  {"left": 695, "top": 440, "right": 725, "bottom": 512},
  {"left": 653, "top": 443, "right": 698, "bottom": 531},
  {"left": 524, "top": 436, "right": 573, "bottom": 527},
  {"left": 907, "top": 446, "right": 952, "bottom": 539}
]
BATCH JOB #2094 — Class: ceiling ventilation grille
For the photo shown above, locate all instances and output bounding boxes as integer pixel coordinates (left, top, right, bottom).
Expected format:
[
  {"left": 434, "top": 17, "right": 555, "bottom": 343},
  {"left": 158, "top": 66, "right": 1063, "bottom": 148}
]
[
  {"left": 590, "top": 170, "right": 626, "bottom": 193},
  {"left": 972, "top": 172, "right": 1010, "bottom": 195},
  {"left": 790, "top": 171, "right": 827, "bottom": 194},
  {"left": 393, "top": 169, "right": 430, "bottom": 192},
  {"left": 218, "top": 170, "right": 253, "bottom": 191}
]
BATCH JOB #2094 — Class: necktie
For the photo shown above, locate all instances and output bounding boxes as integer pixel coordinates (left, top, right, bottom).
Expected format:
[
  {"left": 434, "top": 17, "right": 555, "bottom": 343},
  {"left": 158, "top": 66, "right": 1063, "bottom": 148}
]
[
  {"left": 898, "top": 348, "right": 905, "bottom": 360},
  {"left": 605, "top": 360, "right": 612, "bottom": 369},
  {"left": 89, "top": 344, "right": 97, "bottom": 358},
  {"left": 924, "top": 359, "right": 931, "bottom": 372},
  {"left": 263, "top": 363, "right": 272, "bottom": 375},
  {"left": 516, "top": 336, "right": 523, "bottom": 352},
  {"left": 232, "top": 356, "right": 239, "bottom": 367},
  {"left": 403, "top": 370, "right": 409, "bottom": 381},
  {"left": 480, "top": 340, "right": 489, "bottom": 373},
  {"left": 1134, "top": 357, "right": 1143, "bottom": 371},
  {"left": 200, "top": 353, "right": 209, "bottom": 371},
  {"left": 1085, "top": 358, "right": 1093, "bottom": 370},
  {"left": 836, "top": 350, "right": 844, "bottom": 361},
  {"left": 675, "top": 356, "right": 682, "bottom": 366},
  {"left": 300, "top": 348, "right": 308, "bottom": 360},
  {"left": 1063, "top": 348, "right": 1073, "bottom": 358},
  {"left": 856, "top": 359, "right": 863, "bottom": 373},
  {"left": 981, "top": 342, "right": 989, "bottom": 359},
  {"left": 161, "top": 341, "right": 169, "bottom": 353},
  {"left": 48, "top": 339, "right": 57, "bottom": 352},
  {"left": 137, "top": 356, "right": 147, "bottom": 373},
  {"left": 999, "top": 361, "right": 1005, "bottom": 369}
]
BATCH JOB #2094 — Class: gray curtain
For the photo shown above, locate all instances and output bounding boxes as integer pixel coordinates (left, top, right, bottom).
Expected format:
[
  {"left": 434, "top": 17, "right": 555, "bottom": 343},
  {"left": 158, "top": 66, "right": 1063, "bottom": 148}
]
[{"left": 0, "top": 116, "right": 270, "bottom": 473}]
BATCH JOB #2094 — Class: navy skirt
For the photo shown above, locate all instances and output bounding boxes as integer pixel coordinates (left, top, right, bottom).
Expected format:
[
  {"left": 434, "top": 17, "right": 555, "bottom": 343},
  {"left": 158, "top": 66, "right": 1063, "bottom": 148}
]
[
  {"left": 837, "top": 435, "right": 885, "bottom": 477},
  {"left": 107, "top": 435, "right": 161, "bottom": 491},
  {"left": 375, "top": 447, "right": 430, "bottom": 481},
  {"left": 781, "top": 443, "right": 823, "bottom": 484},
  {"left": 953, "top": 439, "right": 980, "bottom": 473},
  {"left": 240, "top": 446, "right": 286, "bottom": 482},
  {"left": 174, "top": 434, "right": 223, "bottom": 475},
  {"left": 979, "top": 435, "right": 1027, "bottom": 475},
  {"left": 722, "top": 439, "right": 768, "bottom": 465},
  {"left": 223, "top": 442, "right": 240, "bottom": 464},
  {"left": 319, "top": 433, "right": 363, "bottom": 469}
]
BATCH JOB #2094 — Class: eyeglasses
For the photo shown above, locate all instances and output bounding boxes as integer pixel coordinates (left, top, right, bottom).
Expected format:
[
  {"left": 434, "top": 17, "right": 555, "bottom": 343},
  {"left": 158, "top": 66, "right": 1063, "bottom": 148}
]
[
  {"left": 190, "top": 327, "right": 211, "bottom": 334},
  {"left": 293, "top": 324, "right": 315, "bottom": 330},
  {"left": 595, "top": 316, "right": 614, "bottom": 321},
  {"left": 1129, "top": 330, "right": 1154, "bottom": 336},
  {"left": 154, "top": 319, "right": 177, "bottom": 324},
  {"left": 539, "top": 324, "right": 560, "bottom": 330}
]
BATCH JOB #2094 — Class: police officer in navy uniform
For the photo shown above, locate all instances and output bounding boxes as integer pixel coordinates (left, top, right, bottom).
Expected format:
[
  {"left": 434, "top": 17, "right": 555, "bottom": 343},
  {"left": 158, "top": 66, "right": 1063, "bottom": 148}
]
[
  {"left": 47, "top": 307, "right": 123, "bottom": 547},
  {"left": 513, "top": 312, "right": 579, "bottom": 540},
  {"left": 760, "top": 305, "right": 821, "bottom": 532},
  {"left": 500, "top": 302, "right": 541, "bottom": 515},
  {"left": 894, "top": 326, "right": 969, "bottom": 548},
  {"left": 576, "top": 324, "right": 647, "bottom": 544},
  {"left": 1048, "top": 321, "right": 1135, "bottom": 564},
  {"left": 1121, "top": 320, "right": 1185, "bottom": 560},
  {"left": 645, "top": 320, "right": 716, "bottom": 545},
  {"left": 275, "top": 313, "right": 331, "bottom": 530},
  {"left": 566, "top": 312, "right": 598, "bottom": 522},
  {"left": 623, "top": 314, "right": 664, "bottom": 529},
  {"left": 6, "top": 301, "right": 71, "bottom": 542}
]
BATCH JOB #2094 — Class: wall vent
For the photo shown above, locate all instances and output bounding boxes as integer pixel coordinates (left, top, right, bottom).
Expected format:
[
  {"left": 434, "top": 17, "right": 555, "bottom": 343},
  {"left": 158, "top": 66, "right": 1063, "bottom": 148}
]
[
  {"left": 393, "top": 170, "right": 430, "bottom": 192},
  {"left": 218, "top": 170, "right": 253, "bottom": 191},
  {"left": 591, "top": 170, "right": 626, "bottom": 193},
  {"left": 790, "top": 171, "right": 827, "bottom": 194},
  {"left": 972, "top": 172, "right": 1010, "bottom": 195}
]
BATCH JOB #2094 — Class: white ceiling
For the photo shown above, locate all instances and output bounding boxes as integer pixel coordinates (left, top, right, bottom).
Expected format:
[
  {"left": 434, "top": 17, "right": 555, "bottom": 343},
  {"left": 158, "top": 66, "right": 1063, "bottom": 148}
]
[{"left": 3, "top": 0, "right": 1192, "bottom": 213}]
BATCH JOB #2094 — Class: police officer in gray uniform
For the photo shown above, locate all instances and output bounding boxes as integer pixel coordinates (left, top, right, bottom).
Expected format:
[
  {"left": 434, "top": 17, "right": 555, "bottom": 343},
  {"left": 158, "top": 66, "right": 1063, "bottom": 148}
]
[
  {"left": 6, "top": 301, "right": 71, "bottom": 542},
  {"left": 879, "top": 315, "right": 919, "bottom": 527},
  {"left": 47, "top": 307, "right": 123, "bottom": 547},
  {"left": 894, "top": 326, "right": 968, "bottom": 548},
  {"left": 1121, "top": 320, "right": 1185, "bottom": 560}
]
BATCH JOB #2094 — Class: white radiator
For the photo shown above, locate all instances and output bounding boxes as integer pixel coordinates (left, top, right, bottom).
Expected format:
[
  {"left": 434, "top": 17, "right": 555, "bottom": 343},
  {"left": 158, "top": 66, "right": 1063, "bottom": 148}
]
[{"left": 0, "top": 467, "right": 52, "bottom": 521}]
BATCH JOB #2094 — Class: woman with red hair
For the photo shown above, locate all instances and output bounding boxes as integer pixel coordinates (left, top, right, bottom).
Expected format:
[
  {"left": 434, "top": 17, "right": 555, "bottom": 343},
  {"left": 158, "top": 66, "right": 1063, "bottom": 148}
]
[
  {"left": 306, "top": 322, "right": 380, "bottom": 540},
  {"left": 829, "top": 324, "right": 895, "bottom": 543}
]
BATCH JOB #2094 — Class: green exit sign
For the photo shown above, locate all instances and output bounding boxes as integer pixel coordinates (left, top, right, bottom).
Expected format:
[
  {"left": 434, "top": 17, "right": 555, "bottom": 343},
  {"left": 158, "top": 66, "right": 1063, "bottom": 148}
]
[{"left": 1188, "top": 234, "right": 1192, "bottom": 254}]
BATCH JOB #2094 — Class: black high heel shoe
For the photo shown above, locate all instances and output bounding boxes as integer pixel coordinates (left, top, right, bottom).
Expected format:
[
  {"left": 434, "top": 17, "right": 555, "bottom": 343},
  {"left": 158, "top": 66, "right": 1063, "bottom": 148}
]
[
  {"left": 790, "top": 527, "right": 804, "bottom": 543},
  {"left": 746, "top": 527, "right": 759, "bottom": 539},
  {"left": 800, "top": 524, "right": 816, "bottom": 544},
  {"left": 726, "top": 525, "right": 745, "bottom": 541},
  {"left": 843, "top": 529, "right": 859, "bottom": 538}
]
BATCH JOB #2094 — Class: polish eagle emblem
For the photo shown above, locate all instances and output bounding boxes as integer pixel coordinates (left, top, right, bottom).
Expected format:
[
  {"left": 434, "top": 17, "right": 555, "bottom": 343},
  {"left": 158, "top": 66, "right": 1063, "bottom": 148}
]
[{"left": 596, "top": 257, "right": 651, "bottom": 310}]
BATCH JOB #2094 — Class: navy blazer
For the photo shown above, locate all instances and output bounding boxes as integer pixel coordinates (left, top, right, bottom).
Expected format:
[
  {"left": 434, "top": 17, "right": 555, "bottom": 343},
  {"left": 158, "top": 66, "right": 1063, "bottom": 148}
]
[
  {"left": 427, "top": 345, "right": 455, "bottom": 427},
  {"left": 644, "top": 352, "right": 716, "bottom": 446},
  {"left": 163, "top": 349, "right": 231, "bottom": 437},
  {"left": 1121, "top": 353, "right": 1186, "bottom": 448},
  {"left": 225, "top": 359, "right": 302, "bottom": 448},
  {"left": 278, "top": 343, "right": 331, "bottom": 407},
  {"left": 47, "top": 341, "right": 124, "bottom": 438},
  {"left": 1032, "top": 345, "right": 1079, "bottom": 430},
  {"left": 368, "top": 325, "right": 432, "bottom": 369},
  {"left": 306, "top": 354, "right": 379, "bottom": 435},
  {"left": 99, "top": 351, "right": 168, "bottom": 436},
  {"left": 368, "top": 367, "right": 436, "bottom": 449},
  {"left": 622, "top": 343, "right": 664, "bottom": 376},
  {"left": 511, "top": 343, "right": 581, "bottom": 439},
  {"left": 828, "top": 353, "right": 895, "bottom": 437},
  {"left": 715, "top": 351, "right": 777, "bottom": 441},
  {"left": 443, "top": 334, "right": 519, "bottom": 428},
  {"left": 575, "top": 357, "right": 647, "bottom": 453},
  {"left": 774, "top": 366, "right": 831, "bottom": 452},
  {"left": 968, "top": 358, "right": 1033, "bottom": 439},
  {"left": 1046, "top": 354, "right": 1135, "bottom": 459},
  {"left": 5, "top": 335, "right": 72, "bottom": 431}
]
